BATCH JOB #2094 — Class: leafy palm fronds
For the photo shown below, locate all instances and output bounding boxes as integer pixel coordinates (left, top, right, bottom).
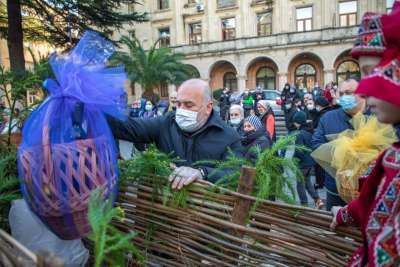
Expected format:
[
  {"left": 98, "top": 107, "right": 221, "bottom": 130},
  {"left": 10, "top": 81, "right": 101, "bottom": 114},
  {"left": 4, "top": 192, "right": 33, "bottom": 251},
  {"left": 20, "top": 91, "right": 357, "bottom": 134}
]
[
  {"left": 88, "top": 189, "right": 143, "bottom": 267},
  {"left": 118, "top": 145, "right": 189, "bottom": 208},
  {"left": 110, "top": 36, "right": 193, "bottom": 94}
]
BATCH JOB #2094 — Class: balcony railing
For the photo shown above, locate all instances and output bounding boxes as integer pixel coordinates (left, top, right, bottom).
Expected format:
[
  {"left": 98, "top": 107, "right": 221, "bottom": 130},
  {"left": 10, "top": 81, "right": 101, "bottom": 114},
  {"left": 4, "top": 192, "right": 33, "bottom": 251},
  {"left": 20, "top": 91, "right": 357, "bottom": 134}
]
[{"left": 172, "top": 26, "right": 358, "bottom": 56}]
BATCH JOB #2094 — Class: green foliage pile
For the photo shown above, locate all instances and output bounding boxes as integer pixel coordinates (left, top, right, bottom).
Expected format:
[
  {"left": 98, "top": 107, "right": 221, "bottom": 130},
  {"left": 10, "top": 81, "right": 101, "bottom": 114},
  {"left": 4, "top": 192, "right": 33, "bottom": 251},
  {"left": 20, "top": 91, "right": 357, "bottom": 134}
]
[
  {"left": 119, "top": 145, "right": 189, "bottom": 209},
  {"left": 201, "top": 135, "right": 304, "bottom": 210},
  {"left": 0, "top": 144, "right": 21, "bottom": 230},
  {"left": 88, "top": 189, "right": 143, "bottom": 267}
]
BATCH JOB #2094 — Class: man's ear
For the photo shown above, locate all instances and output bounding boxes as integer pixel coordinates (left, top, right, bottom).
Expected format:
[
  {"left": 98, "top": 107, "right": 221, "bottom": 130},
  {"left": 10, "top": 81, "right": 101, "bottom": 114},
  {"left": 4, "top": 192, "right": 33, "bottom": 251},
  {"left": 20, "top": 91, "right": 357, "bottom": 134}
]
[{"left": 206, "top": 101, "right": 213, "bottom": 113}]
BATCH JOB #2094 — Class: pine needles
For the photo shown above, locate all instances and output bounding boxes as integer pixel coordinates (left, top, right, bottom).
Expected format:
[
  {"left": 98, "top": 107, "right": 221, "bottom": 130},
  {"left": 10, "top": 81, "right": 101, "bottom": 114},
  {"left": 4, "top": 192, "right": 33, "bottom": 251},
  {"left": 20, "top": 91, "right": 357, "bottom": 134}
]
[
  {"left": 205, "top": 135, "right": 304, "bottom": 210},
  {"left": 119, "top": 145, "right": 190, "bottom": 209},
  {"left": 88, "top": 189, "right": 143, "bottom": 267}
]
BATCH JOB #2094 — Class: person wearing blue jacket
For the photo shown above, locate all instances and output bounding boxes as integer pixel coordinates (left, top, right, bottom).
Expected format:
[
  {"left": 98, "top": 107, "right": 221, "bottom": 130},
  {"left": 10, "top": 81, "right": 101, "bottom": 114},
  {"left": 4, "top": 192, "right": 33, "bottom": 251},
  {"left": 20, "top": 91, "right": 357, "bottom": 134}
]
[
  {"left": 292, "top": 111, "right": 324, "bottom": 209},
  {"left": 311, "top": 79, "right": 365, "bottom": 210}
]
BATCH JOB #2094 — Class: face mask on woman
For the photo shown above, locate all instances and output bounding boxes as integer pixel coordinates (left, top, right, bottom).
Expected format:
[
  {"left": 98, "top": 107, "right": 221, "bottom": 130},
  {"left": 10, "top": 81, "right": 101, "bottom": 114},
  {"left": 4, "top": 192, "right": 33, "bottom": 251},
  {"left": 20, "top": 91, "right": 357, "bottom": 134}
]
[
  {"left": 307, "top": 104, "right": 315, "bottom": 110},
  {"left": 145, "top": 104, "right": 153, "bottom": 111},
  {"left": 230, "top": 118, "right": 241, "bottom": 126}
]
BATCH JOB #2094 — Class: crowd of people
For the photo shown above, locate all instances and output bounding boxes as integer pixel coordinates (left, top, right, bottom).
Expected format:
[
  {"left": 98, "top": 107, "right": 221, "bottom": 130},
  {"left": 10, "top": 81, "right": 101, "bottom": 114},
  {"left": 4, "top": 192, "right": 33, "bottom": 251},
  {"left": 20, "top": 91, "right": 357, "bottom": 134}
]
[{"left": 214, "top": 81, "right": 351, "bottom": 209}]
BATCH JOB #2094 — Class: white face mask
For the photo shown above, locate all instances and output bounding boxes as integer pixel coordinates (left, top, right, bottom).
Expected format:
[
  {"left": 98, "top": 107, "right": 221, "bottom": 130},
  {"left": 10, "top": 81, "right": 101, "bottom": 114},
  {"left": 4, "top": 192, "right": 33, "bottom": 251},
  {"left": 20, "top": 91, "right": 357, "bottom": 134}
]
[
  {"left": 230, "top": 118, "right": 241, "bottom": 126},
  {"left": 175, "top": 108, "right": 200, "bottom": 132},
  {"left": 145, "top": 104, "right": 153, "bottom": 111},
  {"left": 307, "top": 104, "right": 315, "bottom": 110}
]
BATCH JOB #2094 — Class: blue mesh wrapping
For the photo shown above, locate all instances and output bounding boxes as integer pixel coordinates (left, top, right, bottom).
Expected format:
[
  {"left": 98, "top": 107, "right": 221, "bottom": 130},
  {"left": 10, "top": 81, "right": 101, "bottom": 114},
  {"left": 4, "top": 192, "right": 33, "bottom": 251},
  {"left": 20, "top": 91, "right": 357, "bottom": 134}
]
[{"left": 17, "top": 31, "right": 127, "bottom": 239}]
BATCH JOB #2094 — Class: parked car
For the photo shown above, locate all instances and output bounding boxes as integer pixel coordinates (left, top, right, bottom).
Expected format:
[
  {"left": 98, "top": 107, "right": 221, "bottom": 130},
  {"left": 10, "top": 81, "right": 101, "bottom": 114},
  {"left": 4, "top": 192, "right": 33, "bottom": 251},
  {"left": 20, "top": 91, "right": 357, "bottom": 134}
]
[{"left": 262, "top": 90, "right": 282, "bottom": 112}]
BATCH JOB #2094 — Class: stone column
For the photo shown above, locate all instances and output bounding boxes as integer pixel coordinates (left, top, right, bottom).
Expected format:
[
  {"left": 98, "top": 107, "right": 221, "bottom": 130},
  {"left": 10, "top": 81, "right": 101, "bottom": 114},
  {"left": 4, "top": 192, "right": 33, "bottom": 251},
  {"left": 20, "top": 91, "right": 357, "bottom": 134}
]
[
  {"left": 324, "top": 69, "right": 335, "bottom": 85},
  {"left": 173, "top": 0, "right": 185, "bottom": 45},
  {"left": 238, "top": 75, "right": 246, "bottom": 92},
  {"left": 277, "top": 72, "right": 288, "bottom": 91}
]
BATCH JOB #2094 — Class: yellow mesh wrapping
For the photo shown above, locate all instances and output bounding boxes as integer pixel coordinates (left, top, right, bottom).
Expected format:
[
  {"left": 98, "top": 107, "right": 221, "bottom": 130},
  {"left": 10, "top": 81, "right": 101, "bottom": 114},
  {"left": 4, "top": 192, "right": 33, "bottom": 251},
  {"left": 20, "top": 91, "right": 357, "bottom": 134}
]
[{"left": 311, "top": 114, "right": 396, "bottom": 202}]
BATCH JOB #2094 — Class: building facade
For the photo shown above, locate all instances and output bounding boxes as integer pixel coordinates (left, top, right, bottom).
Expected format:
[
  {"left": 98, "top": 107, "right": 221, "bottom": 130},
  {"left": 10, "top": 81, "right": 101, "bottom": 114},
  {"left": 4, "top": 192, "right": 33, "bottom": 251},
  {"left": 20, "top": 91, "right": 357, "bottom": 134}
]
[{"left": 118, "top": 0, "right": 393, "bottom": 99}]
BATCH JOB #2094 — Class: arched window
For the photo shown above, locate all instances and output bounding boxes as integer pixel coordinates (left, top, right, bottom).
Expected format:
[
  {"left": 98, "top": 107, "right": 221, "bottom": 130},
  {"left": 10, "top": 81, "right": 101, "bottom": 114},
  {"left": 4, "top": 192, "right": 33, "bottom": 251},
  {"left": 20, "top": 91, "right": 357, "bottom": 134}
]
[
  {"left": 223, "top": 72, "right": 237, "bottom": 90},
  {"left": 336, "top": 60, "right": 360, "bottom": 85},
  {"left": 186, "top": 65, "right": 201, "bottom": 78},
  {"left": 295, "top": 64, "right": 316, "bottom": 90},
  {"left": 256, "top": 67, "right": 276, "bottom": 90}
]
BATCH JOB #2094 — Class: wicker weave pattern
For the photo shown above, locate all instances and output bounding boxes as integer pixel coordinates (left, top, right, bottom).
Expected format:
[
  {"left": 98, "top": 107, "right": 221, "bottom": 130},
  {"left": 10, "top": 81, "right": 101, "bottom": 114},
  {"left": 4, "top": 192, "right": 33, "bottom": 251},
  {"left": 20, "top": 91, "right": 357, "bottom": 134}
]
[
  {"left": 114, "top": 177, "right": 362, "bottom": 267},
  {"left": 19, "top": 126, "right": 117, "bottom": 240}
]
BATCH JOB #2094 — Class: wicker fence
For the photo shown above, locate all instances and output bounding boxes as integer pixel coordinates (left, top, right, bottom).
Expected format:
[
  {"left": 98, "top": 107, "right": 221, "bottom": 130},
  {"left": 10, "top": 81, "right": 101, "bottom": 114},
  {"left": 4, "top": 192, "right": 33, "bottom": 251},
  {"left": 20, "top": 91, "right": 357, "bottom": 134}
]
[
  {"left": 0, "top": 229, "right": 63, "bottom": 267},
  {"left": 114, "top": 167, "right": 361, "bottom": 267}
]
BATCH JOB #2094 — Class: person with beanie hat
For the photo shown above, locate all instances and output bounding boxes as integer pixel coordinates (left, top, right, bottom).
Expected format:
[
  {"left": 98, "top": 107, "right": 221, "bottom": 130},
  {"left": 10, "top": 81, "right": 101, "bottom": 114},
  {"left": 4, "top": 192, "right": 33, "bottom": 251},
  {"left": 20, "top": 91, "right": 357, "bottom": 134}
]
[
  {"left": 330, "top": 26, "right": 400, "bottom": 267},
  {"left": 291, "top": 111, "right": 324, "bottom": 209},
  {"left": 351, "top": 12, "right": 387, "bottom": 80},
  {"left": 257, "top": 100, "right": 276, "bottom": 142},
  {"left": 286, "top": 97, "right": 309, "bottom": 132},
  {"left": 242, "top": 115, "right": 271, "bottom": 162}
]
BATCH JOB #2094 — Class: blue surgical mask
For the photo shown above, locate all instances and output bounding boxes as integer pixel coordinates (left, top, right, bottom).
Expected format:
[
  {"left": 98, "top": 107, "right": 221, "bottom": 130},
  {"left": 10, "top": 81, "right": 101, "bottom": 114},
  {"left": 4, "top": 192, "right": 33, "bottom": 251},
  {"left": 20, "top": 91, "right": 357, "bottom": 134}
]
[{"left": 337, "top": 95, "right": 357, "bottom": 111}]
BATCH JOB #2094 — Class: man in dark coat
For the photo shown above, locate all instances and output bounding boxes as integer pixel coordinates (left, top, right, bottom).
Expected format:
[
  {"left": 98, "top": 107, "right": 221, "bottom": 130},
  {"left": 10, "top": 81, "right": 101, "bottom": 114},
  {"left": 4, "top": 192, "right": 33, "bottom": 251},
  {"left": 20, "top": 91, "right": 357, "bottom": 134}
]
[
  {"left": 219, "top": 88, "right": 231, "bottom": 120},
  {"left": 281, "top": 84, "right": 300, "bottom": 113},
  {"left": 313, "top": 96, "right": 340, "bottom": 129},
  {"left": 107, "top": 79, "right": 243, "bottom": 189},
  {"left": 311, "top": 79, "right": 365, "bottom": 210},
  {"left": 312, "top": 96, "right": 340, "bottom": 189}
]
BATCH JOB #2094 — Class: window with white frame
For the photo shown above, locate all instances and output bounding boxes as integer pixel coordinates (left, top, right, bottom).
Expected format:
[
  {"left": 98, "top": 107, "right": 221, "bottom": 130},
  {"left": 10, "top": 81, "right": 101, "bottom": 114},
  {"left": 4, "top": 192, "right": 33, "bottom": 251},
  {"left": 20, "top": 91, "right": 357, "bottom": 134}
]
[
  {"left": 158, "top": 28, "right": 170, "bottom": 47},
  {"left": 217, "top": 0, "right": 236, "bottom": 9},
  {"left": 222, "top": 17, "right": 236, "bottom": 40},
  {"left": 257, "top": 12, "right": 272, "bottom": 36},
  {"left": 296, "top": 6, "right": 313, "bottom": 32},
  {"left": 339, "top": 1, "right": 357, "bottom": 27},
  {"left": 158, "top": 0, "right": 169, "bottom": 10},
  {"left": 189, "top": 22, "right": 202, "bottom": 44}
]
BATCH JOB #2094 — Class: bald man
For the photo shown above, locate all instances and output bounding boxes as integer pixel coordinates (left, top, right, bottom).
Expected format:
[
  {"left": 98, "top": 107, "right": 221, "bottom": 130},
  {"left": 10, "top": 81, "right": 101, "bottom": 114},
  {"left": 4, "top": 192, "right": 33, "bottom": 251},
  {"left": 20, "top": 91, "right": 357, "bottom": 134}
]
[
  {"left": 311, "top": 79, "right": 366, "bottom": 210},
  {"left": 108, "top": 79, "right": 243, "bottom": 189}
]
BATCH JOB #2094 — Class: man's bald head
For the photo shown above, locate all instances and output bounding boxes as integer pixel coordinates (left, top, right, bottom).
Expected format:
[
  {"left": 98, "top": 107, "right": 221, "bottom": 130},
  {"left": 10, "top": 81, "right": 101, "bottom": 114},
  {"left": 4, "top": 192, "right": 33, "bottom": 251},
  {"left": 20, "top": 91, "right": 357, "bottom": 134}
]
[
  {"left": 338, "top": 79, "right": 359, "bottom": 96},
  {"left": 178, "top": 79, "right": 212, "bottom": 104},
  {"left": 175, "top": 79, "right": 214, "bottom": 130}
]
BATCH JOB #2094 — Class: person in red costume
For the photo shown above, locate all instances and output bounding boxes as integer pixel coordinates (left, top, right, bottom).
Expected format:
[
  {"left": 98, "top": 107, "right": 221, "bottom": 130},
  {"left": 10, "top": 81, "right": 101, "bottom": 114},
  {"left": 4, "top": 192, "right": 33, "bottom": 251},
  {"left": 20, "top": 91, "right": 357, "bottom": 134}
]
[{"left": 330, "top": 3, "right": 400, "bottom": 266}]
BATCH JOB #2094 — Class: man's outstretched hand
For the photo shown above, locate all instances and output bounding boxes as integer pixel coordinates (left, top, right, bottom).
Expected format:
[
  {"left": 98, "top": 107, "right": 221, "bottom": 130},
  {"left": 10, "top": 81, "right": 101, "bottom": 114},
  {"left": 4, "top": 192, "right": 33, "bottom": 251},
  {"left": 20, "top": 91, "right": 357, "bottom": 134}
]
[{"left": 169, "top": 166, "right": 203, "bottom": 190}]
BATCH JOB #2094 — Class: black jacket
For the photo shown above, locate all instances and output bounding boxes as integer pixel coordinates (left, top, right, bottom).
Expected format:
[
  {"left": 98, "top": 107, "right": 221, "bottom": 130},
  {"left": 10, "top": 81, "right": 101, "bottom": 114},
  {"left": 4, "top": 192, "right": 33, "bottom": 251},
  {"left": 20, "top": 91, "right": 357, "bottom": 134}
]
[
  {"left": 313, "top": 105, "right": 340, "bottom": 129},
  {"left": 241, "top": 128, "right": 271, "bottom": 162},
  {"left": 219, "top": 92, "right": 231, "bottom": 110},
  {"left": 107, "top": 110, "right": 243, "bottom": 183},
  {"left": 231, "top": 120, "right": 245, "bottom": 137},
  {"left": 285, "top": 106, "right": 309, "bottom": 132},
  {"left": 293, "top": 126, "right": 315, "bottom": 169}
]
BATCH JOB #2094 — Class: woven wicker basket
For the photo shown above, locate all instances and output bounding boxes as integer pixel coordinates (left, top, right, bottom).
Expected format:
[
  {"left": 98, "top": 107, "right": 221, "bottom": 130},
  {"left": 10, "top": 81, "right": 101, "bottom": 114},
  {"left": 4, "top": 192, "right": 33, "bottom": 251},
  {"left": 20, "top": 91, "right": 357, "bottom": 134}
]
[
  {"left": 336, "top": 170, "right": 360, "bottom": 203},
  {"left": 19, "top": 125, "right": 117, "bottom": 240}
]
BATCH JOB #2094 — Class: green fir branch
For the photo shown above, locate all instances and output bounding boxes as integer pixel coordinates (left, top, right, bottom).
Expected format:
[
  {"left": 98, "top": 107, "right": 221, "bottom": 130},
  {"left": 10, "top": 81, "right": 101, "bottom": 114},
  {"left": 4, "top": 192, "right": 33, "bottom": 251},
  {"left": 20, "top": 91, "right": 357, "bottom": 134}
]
[{"left": 88, "top": 189, "right": 143, "bottom": 267}]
